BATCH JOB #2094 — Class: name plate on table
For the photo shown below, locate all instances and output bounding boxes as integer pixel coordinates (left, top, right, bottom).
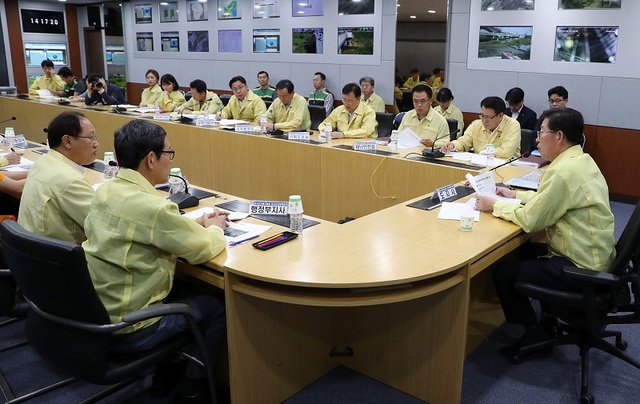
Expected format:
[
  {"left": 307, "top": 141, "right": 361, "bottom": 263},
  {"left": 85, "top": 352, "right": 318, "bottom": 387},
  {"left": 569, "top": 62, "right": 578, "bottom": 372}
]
[
  {"left": 431, "top": 183, "right": 458, "bottom": 202},
  {"left": 249, "top": 200, "right": 289, "bottom": 215},
  {"left": 196, "top": 118, "right": 216, "bottom": 127},
  {"left": 353, "top": 141, "right": 377, "bottom": 152},
  {"left": 236, "top": 124, "right": 259, "bottom": 133},
  {"left": 153, "top": 113, "right": 171, "bottom": 121},
  {"left": 288, "top": 132, "right": 310, "bottom": 141}
]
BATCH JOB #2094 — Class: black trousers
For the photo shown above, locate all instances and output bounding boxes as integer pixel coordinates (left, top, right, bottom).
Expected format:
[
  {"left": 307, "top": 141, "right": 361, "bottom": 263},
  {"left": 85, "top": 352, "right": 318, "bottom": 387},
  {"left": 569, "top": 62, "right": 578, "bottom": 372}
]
[{"left": 492, "top": 244, "right": 579, "bottom": 325}]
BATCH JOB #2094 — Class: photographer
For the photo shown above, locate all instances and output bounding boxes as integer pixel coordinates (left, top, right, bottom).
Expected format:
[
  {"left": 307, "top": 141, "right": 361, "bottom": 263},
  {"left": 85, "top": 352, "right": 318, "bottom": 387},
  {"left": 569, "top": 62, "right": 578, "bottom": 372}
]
[{"left": 84, "top": 73, "right": 125, "bottom": 106}]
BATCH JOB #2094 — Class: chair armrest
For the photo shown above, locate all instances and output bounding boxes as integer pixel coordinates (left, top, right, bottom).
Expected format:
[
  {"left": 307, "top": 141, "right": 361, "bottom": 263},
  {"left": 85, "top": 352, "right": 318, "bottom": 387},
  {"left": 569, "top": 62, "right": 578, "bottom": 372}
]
[
  {"left": 121, "top": 303, "right": 196, "bottom": 324},
  {"left": 563, "top": 266, "right": 621, "bottom": 285}
]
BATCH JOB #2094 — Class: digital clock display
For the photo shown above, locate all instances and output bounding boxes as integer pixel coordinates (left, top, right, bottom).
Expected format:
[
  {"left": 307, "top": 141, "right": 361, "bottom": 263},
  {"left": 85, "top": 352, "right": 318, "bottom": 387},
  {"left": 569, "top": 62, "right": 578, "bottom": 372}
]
[{"left": 21, "top": 9, "right": 66, "bottom": 34}]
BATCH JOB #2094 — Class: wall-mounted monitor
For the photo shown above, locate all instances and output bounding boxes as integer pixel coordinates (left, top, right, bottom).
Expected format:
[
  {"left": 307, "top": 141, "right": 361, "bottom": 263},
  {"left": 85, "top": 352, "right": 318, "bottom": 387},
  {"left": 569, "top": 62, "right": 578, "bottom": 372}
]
[
  {"left": 25, "top": 42, "right": 68, "bottom": 66},
  {"left": 253, "top": 29, "right": 280, "bottom": 53},
  {"left": 21, "top": 9, "right": 65, "bottom": 34},
  {"left": 218, "top": 30, "right": 242, "bottom": 53},
  {"left": 554, "top": 26, "right": 618, "bottom": 63},
  {"left": 188, "top": 31, "right": 210, "bottom": 52},
  {"left": 338, "top": 0, "right": 374, "bottom": 15},
  {"left": 293, "top": 28, "right": 323, "bottom": 54},
  {"left": 337, "top": 27, "right": 373, "bottom": 55},
  {"left": 478, "top": 26, "right": 532, "bottom": 60},
  {"left": 558, "top": 0, "right": 620, "bottom": 9},
  {"left": 161, "top": 32, "right": 180, "bottom": 52},
  {"left": 481, "top": 0, "right": 534, "bottom": 11},
  {"left": 293, "top": 0, "right": 323, "bottom": 16}
]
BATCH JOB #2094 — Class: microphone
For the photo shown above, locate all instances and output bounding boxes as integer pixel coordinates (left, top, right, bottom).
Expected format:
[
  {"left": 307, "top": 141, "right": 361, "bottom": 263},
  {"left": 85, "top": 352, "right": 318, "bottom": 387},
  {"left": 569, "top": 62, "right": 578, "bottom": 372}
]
[
  {"left": 179, "top": 111, "right": 193, "bottom": 123},
  {"left": 422, "top": 129, "right": 460, "bottom": 158},
  {"left": 0, "top": 117, "right": 16, "bottom": 125},
  {"left": 108, "top": 160, "right": 118, "bottom": 167},
  {"left": 488, "top": 152, "right": 531, "bottom": 171},
  {"left": 168, "top": 174, "right": 199, "bottom": 209},
  {"left": 16, "top": 86, "right": 29, "bottom": 99}
]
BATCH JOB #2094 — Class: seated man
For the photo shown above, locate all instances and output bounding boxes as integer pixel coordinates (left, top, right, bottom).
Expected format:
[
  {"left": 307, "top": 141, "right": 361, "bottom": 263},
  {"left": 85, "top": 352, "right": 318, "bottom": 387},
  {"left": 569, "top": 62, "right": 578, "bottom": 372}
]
[
  {"left": 398, "top": 84, "right": 449, "bottom": 148},
  {"left": 57, "top": 67, "right": 87, "bottom": 98},
  {"left": 253, "top": 70, "right": 276, "bottom": 101},
  {"left": 29, "top": 59, "right": 65, "bottom": 96},
  {"left": 264, "top": 79, "right": 311, "bottom": 132},
  {"left": 319, "top": 83, "right": 378, "bottom": 139},
  {"left": 475, "top": 108, "right": 615, "bottom": 353},
  {"left": 308, "top": 72, "right": 334, "bottom": 116},
  {"left": 82, "top": 119, "right": 227, "bottom": 401},
  {"left": 441, "top": 96, "right": 521, "bottom": 159},
  {"left": 359, "top": 77, "right": 386, "bottom": 113},
  {"left": 175, "top": 79, "right": 223, "bottom": 115},
  {"left": 18, "top": 112, "right": 98, "bottom": 244},
  {"left": 216, "top": 76, "right": 266, "bottom": 122},
  {"left": 403, "top": 68, "right": 420, "bottom": 89},
  {"left": 505, "top": 87, "right": 537, "bottom": 131},
  {"left": 84, "top": 73, "right": 126, "bottom": 105}
]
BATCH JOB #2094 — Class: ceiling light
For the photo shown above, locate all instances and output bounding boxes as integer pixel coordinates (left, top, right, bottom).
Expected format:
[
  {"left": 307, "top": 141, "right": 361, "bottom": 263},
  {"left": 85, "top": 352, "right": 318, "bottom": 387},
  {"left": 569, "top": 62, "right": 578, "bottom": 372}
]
[
  {"left": 410, "top": 15, "right": 416, "bottom": 19},
  {"left": 428, "top": 10, "right": 436, "bottom": 14}
]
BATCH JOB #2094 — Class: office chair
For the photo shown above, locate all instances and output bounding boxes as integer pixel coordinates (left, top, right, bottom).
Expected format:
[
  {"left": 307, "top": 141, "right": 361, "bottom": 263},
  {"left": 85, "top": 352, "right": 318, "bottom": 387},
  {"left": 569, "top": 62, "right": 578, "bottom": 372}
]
[
  {"left": 375, "top": 112, "right": 394, "bottom": 138},
  {"left": 308, "top": 104, "right": 326, "bottom": 131},
  {"left": 0, "top": 221, "right": 217, "bottom": 404},
  {"left": 507, "top": 199, "right": 640, "bottom": 404},
  {"left": 393, "top": 112, "right": 405, "bottom": 130},
  {"left": 446, "top": 118, "right": 459, "bottom": 140},
  {"left": 400, "top": 92, "right": 413, "bottom": 112},
  {"left": 220, "top": 94, "right": 231, "bottom": 107},
  {"left": 520, "top": 129, "right": 534, "bottom": 156},
  {"left": 184, "top": 91, "right": 192, "bottom": 102}
]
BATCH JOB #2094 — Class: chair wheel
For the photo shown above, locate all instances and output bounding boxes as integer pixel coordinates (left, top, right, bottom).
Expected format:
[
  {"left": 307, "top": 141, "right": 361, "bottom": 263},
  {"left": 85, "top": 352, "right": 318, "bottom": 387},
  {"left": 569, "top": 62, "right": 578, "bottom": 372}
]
[
  {"left": 507, "top": 354, "right": 522, "bottom": 365},
  {"left": 616, "top": 339, "right": 628, "bottom": 350},
  {"left": 580, "top": 393, "right": 594, "bottom": 404}
]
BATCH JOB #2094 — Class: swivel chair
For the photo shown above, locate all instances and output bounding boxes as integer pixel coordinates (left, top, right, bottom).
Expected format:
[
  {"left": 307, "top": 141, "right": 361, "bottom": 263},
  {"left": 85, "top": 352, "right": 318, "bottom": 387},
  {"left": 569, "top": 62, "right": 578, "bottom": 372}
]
[
  {"left": 375, "top": 112, "right": 394, "bottom": 138},
  {"left": 520, "top": 129, "right": 535, "bottom": 156},
  {"left": 308, "top": 104, "right": 326, "bottom": 131},
  {"left": 219, "top": 94, "right": 231, "bottom": 107},
  {"left": 446, "top": 118, "right": 459, "bottom": 140}
]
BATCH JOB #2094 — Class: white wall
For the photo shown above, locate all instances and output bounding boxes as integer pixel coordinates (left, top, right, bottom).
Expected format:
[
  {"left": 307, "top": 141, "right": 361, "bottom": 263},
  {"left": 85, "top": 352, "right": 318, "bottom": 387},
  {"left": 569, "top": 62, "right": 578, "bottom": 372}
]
[
  {"left": 123, "top": 0, "right": 397, "bottom": 104},
  {"left": 448, "top": 0, "right": 640, "bottom": 130}
]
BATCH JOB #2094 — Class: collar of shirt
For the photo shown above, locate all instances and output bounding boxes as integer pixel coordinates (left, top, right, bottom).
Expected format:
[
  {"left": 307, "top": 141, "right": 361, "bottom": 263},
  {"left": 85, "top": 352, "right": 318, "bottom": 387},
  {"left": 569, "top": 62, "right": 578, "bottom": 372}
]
[{"left": 116, "top": 168, "right": 158, "bottom": 194}]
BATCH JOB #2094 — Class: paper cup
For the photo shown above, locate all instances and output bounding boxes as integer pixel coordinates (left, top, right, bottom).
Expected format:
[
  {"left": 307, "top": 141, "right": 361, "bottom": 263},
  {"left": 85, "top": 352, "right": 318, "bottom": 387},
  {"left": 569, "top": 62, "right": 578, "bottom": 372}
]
[{"left": 460, "top": 215, "right": 474, "bottom": 232}]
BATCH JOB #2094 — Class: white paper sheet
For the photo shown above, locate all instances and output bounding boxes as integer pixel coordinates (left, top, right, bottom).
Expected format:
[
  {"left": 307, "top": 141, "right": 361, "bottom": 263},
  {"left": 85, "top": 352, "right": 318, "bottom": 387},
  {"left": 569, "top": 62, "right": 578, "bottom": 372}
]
[
  {"left": 438, "top": 200, "right": 480, "bottom": 221},
  {"left": 397, "top": 128, "right": 422, "bottom": 149},
  {"left": 184, "top": 207, "right": 249, "bottom": 221}
]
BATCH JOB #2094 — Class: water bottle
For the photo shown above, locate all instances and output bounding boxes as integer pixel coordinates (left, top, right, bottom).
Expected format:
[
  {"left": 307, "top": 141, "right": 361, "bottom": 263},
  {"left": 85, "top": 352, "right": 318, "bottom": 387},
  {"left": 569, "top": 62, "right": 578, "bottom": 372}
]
[
  {"left": 323, "top": 122, "right": 332, "bottom": 143},
  {"left": 485, "top": 143, "right": 495, "bottom": 167},
  {"left": 154, "top": 101, "right": 160, "bottom": 114},
  {"left": 169, "top": 167, "right": 187, "bottom": 194},
  {"left": 103, "top": 152, "right": 116, "bottom": 179},
  {"left": 4, "top": 127, "right": 15, "bottom": 149},
  {"left": 288, "top": 195, "right": 304, "bottom": 234},
  {"left": 260, "top": 113, "right": 268, "bottom": 134},
  {"left": 389, "top": 130, "right": 399, "bottom": 153},
  {"left": 203, "top": 109, "right": 209, "bottom": 120}
]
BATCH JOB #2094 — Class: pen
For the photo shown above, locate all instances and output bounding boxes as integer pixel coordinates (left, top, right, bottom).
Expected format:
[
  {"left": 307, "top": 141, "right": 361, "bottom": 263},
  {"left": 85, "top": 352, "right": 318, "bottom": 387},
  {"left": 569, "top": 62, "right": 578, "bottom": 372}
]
[
  {"left": 229, "top": 234, "right": 259, "bottom": 247},
  {"left": 10, "top": 148, "right": 15, "bottom": 152},
  {"left": 257, "top": 235, "right": 287, "bottom": 248}
]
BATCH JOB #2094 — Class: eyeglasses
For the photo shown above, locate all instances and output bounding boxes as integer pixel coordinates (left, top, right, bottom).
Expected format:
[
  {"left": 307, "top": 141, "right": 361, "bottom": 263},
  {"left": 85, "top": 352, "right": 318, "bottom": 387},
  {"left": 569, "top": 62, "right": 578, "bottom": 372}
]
[
  {"left": 160, "top": 150, "right": 175, "bottom": 161},
  {"left": 478, "top": 114, "right": 498, "bottom": 121},
  {"left": 231, "top": 84, "right": 245, "bottom": 92},
  {"left": 342, "top": 98, "right": 358, "bottom": 106},
  {"left": 70, "top": 135, "right": 99, "bottom": 142},
  {"left": 548, "top": 98, "right": 565, "bottom": 105},
  {"left": 413, "top": 99, "right": 430, "bottom": 106},
  {"left": 536, "top": 129, "right": 556, "bottom": 138}
]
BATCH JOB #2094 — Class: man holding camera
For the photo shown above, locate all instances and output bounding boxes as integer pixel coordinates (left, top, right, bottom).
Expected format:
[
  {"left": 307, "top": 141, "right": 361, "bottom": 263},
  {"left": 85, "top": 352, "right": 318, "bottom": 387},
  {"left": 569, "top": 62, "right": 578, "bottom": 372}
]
[{"left": 84, "top": 73, "right": 125, "bottom": 105}]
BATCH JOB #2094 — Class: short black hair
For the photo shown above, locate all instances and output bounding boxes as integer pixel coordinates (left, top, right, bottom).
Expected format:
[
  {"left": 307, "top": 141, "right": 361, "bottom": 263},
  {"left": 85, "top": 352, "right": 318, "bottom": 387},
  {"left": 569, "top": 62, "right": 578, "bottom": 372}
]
[
  {"left": 114, "top": 120, "right": 167, "bottom": 169},
  {"left": 161, "top": 74, "right": 179, "bottom": 92},
  {"left": 548, "top": 86, "right": 568, "bottom": 100},
  {"left": 359, "top": 76, "right": 375, "bottom": 86},
  {"left": 257, "top": 71, "right": 269, "bottom": 78},
  {"left": 412, "top": 84, "right": 433, "bottom": 99},
  {"left": 314, "top": 72, "right": 326, "bottom": 81},
  {"left": 419, "top": 72, "right": 429, "bottom": 81},
  {"left": 86, "top": 73, "right": 105, "bottom": 84},
  {"left": 189, "top": 79, "right": 207, "bottom": 94},
  {"left": 41, "top": 60, "right": 54, "bottom": 68},
  {"left": 505, "top": 87, "right": 525, "bottom": 104},
  {"left": 229, "top": 76, "right": 247, "bottom": 88},
  {"left": 437, "top": 87, "right": 454, "bottom": 102},
  {"left": 275, "top": 79, "right": 294, "bottom": 93},
  {"left": 341, "top": 83, "right": 361, "bottom": 98},
  {"left": 541, "top": 108, "right": 584, "bottom": 146},
  {"left": 480, "top": 96, "right": 506, "bottom": 115},
  {"left": 57, "top": 67, "right": 73, "bottom": 78},
  {"left": 410, "top": 68, "right": 419, "bottom": 74},
  {"left": 432, "top": 68, "right": 442, "bottom": 75},
  {"left": 47, "top": 112, "right": 86, "bottom": 149}
]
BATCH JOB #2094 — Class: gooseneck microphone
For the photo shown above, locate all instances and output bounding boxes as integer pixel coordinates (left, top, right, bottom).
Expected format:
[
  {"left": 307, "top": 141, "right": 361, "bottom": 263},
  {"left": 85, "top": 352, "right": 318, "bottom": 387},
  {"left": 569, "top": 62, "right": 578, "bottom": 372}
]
[
  {"left": 0, "top": 117, "right": 16, "bottom": 125},
  {"left": 488, "top": 152, "right": 531, "bottom": 171},
  {"left": 168, "top": 174, "right": 199, "bottom": 209},
  {"left": 422, "top": 129, "right": 460, "bottom": 158}
]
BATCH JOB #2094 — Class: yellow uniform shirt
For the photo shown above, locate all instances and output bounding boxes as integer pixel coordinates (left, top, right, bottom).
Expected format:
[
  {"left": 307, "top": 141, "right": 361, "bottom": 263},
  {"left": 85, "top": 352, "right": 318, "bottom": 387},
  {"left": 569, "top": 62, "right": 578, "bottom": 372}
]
[
  {"left": 29, "top": 75, "right": 65, "bottom": 96},
  {"left": 220, "top": 91, "right": 267, "bottom": 122},
  {"left": 434, "top": 103, "right": 465, "bottom": 134},
  {"left": 398, "top": 107, "right": 450, "bottom": 147},
  {"left": 176, "top": 91, "right": 224, "bottom": 115},
  {"left": 266, "top": 93, "right": 311, "bottom": 131},
  {"left": 363, "top": 92, "right": 386, "bottom": 113},
  {"left": 452, "top": 115, "right": 521, "bottom": 159},
  {"left": 157, "top": 90, "right": 186, "bottom": 112},
  {"left": 140, "top": 84, "right": 163, "bottom": 106},
  {"left": 320, "top": 102, "right": 378, "bottom": 138}
]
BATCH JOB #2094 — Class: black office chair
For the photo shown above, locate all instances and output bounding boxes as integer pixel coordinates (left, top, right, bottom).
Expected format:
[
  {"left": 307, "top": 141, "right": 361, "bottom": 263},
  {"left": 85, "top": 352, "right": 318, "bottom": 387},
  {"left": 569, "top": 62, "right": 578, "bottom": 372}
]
[
  {"left": 520, "top": 129, "right": 534, "bottom": 156},
  {"left": 184, "top": 91, "right": 192, "bottom": 102},
  {"left": 308, "top": 104, "right": 326, "bottom": 131},
  {"left": 393, "top": 112, "right": 405, "bottom": 130},
  {"left": 400, "top": 91, "right": 413, "bottom": 112},
  {"left": 220, "top": 94, "right": 231, "bottom": 107},
  {"left": 507, "top": 199, "right": 640, "bottom": 404},
  {"left": 0, "top": 221, "right": 217, "bottom": 404},
  {"left": 375, "top": 112, "right": 394, "bottom": 138},
  {"left": 446, "top": 118, "right": 459, "bottom": 140}
]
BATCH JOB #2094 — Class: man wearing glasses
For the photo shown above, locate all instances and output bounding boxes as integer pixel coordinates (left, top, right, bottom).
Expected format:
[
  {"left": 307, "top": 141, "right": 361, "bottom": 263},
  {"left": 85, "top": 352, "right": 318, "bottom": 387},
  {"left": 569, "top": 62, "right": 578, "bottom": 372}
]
[
  {"left": 397, "top": 84, "right": 449, "bottom": 147},
  {"left": 319, "top": 82, "right": 378, "bottom": 139},
  {"left": 82, "top": 119, "right": 228, "bottom": 402},
  {"left": 216, "top": 76, "right": 266, "bottom": 122},
  {"left": 18, "top": 112, "right": 99, "bottom": 244},
  {"left": 474, "top": 108, "right": 614, "bottom": 354},
  {"left": 441, "top": 96, "right": 521, "bottom": 159},
  {"left": 533, "top": 86, "right": 569, "bottom": 142}
]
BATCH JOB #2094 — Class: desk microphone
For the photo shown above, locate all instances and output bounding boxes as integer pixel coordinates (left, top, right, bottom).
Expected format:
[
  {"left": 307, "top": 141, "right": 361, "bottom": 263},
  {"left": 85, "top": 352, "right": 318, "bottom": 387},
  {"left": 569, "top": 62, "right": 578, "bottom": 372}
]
[
  {"left": 0, "top": 117, "right": 16, "bottom": 125},
  {"left": 168, "top": 174, "right": 199, "bottom": 209},
  {"left": 488, "top": 152, "right": 531, "bottom": 171},
  {"left": 422, "top": 129, "right": 460, "bottom": 158}
]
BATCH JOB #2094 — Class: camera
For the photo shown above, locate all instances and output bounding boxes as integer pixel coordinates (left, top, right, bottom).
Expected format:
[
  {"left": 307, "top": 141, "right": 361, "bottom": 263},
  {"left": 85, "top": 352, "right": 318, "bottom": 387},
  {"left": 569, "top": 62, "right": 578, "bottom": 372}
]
[{"left": 91, "top": 81, "right": 103, "bottom": 89}]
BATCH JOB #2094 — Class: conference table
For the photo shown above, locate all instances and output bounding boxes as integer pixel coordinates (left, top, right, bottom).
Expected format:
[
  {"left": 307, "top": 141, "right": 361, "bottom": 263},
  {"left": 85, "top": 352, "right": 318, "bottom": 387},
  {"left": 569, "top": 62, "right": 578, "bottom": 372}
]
[{"left": 2, "top": 95, "right": 533, "bottom": 403}]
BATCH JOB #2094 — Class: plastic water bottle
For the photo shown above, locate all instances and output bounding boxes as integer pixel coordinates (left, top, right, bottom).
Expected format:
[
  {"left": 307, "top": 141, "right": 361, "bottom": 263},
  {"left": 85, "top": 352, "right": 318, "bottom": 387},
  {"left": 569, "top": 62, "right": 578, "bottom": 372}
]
[
  {"left": 103, "top": 152, "right": 116, "bottom": 179},
  {"left": 288, "top": 195, "right": 304, "bottom": 234},
  {"left": 203, "top": 109, "right": 209, "bottom": 120},
  {"left": 154, "top": 102, "right": 160, "bottom": 114},
  {"left": 485, "top": 143, "right": 495, "bottom": 167},
  {"left": 260, "top": 113, "right": 268, "bottom": 134},
  {"left": 323, "top": 122, "right": 332, "bottom": 143},
  {"left": 389, "top": 130, "right": 399, "bottom": 153},
  {"left": 169, "top": 167, "right": 187, "bottom": 194},
  {"left": 4, "top": 127, "right": 15, "bottom": 149}
]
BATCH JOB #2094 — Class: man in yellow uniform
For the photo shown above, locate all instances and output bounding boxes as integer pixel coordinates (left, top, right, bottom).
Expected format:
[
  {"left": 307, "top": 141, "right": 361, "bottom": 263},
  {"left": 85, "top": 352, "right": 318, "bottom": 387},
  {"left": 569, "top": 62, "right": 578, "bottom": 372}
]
[
  {"left": 175, "top": 79, "right": 223, "bottom": 115},
  {"left": 441, "top": 96, "right": 521, "bottom": 159},
  {"left": 29, "top": 59, "right": 65, "bottom": 96},
  {"left": 18, "top": 112, "right": 98, "bottom": 244},
  {"left": 398, "top": 85, "right": 449, "bottom": 148},
  {"left": 216, "top": 76, "right": 266, "bottom": 122},
  {"left": 403, "top": 68, "right": 420, "bottom": 88},
  {"left": 264, "top": 80, "right": 310, "bottom": 132},
  {"left": 320, "top": 83, "right": 377, "bottom": 139},
  {"left": 359, "top": 77, "right": 386, "bottom": 113}
]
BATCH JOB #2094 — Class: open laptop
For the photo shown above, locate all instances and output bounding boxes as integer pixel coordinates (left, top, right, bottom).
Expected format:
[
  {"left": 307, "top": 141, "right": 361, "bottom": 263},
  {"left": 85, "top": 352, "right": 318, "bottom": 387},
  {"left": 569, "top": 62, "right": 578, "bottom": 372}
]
[{"left": 505, "top": 170, "right": 544, "bottom": 191}]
